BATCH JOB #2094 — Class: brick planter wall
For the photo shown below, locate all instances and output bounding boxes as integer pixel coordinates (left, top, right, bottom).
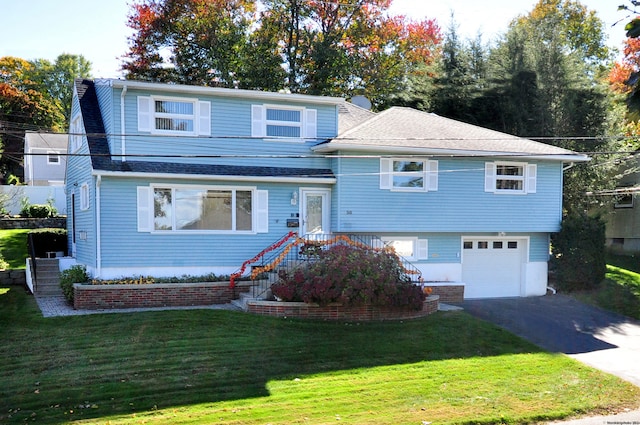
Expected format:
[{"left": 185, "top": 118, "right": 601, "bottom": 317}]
[
  {"left": 0, "top": 270, "right": 26, "bottom": 286},
  {"left": 73, "top": 281, "right": 252, "bottom": 310},
  {"left": 426, "top": 283, "right": 465, "bottom": 303},
  {"left": 246, "top": 295, "right": 439, "bottom": 321}
]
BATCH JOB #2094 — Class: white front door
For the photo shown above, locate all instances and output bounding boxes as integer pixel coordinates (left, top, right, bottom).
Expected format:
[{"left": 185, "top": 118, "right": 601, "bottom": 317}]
[{"left": 300, "top": 189, "right": 330, "bottom": 235}]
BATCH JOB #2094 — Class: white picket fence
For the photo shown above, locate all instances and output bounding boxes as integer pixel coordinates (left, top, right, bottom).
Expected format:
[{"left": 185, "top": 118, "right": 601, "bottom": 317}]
[{"left": 0, "top": 185, "right": 66, "bottom": 215}]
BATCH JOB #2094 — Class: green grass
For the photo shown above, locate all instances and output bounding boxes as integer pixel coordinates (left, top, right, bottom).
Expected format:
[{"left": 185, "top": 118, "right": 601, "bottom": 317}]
[
  {"left": 0, "top": 229, "right": 30, "bottom": 269},
  {"left": 0, "top": 286, "right": 638, "bottom": 424},
  {"left": 571, "top": 253, "right": 640, "bottom": 320}
]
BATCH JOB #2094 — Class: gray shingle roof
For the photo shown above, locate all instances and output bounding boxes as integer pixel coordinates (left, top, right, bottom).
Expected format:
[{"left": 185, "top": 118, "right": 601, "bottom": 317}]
[
  {"left": 75, "top": 79, "right": 334, "bottom": 180},
  {"left": 24, "top": 132, "right": 68, "bottom": 150},
  {"left": 338, "top": 102, "right": 376, "bottom": 134},
  {"left": 318, "top": 106, "right": 589, "bottom": 160}
]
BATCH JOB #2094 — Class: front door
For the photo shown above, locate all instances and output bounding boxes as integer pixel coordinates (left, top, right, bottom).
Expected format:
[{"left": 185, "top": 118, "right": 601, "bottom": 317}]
[{"left": 300, "top": 189, "right": 330, "bottom": 236}]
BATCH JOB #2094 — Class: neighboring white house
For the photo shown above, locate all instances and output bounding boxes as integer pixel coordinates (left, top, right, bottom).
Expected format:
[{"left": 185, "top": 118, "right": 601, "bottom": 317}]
[{"left": 24, "top": 131, "right": 68, "bottom": 186}]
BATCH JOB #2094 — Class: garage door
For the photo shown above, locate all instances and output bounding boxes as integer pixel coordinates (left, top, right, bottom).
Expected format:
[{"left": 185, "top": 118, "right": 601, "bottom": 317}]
[{"left": 462, "top": 238, "right": 525, "bottom": 298}]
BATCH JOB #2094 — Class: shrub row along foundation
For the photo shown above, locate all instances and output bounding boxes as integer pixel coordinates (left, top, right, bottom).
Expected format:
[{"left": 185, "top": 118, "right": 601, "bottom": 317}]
[
  {"left": 247, "top": 295, "right": 440, "bottom": 321},
  {"left": 73, "top": 282, "right": 252, "bottom": 310}
]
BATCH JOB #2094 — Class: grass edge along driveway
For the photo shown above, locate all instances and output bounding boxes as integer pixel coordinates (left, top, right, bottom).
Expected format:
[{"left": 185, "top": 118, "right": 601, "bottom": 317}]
[{"left": 1, "top": 285, "right": 638, "bottom": 425}]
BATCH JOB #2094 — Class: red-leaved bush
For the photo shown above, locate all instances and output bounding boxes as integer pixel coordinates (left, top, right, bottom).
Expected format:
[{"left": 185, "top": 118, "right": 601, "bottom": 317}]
[{"left": 271, "top": 245, "right": 425, "bottom": 310}]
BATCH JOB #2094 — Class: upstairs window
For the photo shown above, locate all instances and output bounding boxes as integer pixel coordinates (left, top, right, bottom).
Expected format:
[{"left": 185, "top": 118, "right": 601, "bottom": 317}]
[
  {"left": 485, "top": 161, "right": 537, "bottom": 194},
  {"left": 47, "top": 152, "right": 60, "bottom": 164},
  {"left": 380, "top": 158, "right": 438, "bottom": 192},
  {"left": 137, "top": 96, "right": 211, "bottom": 136},
  {"left": 251, "top": 105, "right": 317, "bottom": 140},
  {"left": 614, "top": 186, "right": 634, "bottom": 208}
]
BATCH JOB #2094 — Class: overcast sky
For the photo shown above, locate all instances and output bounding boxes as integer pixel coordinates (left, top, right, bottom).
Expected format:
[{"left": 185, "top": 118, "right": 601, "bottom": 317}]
[{"left": 0, "top": 0, "right": 628, "bottom": 79}]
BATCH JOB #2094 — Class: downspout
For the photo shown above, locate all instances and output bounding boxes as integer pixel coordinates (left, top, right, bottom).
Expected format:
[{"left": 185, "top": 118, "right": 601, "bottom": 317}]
[
  {"left": 120, "top": 85, "right": 127, "bottom": 162},
  {"left": 96, "top": 175, "right": 102, "bottom": 277}
]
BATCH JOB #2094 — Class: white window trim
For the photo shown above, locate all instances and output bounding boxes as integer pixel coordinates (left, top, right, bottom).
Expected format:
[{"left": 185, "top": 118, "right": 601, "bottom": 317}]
[
  {"left": 251, "top": 104, "right": 317, "bottom": 140},
  {"left": 485, "top": 161, "right": 537, "bottom": 194},
  {"left": 47, "top": 151, "right": 61, "bottom": 165},
  {"left": 140, "top": 184, "right": 268, "bottom": 234},
  {"left": 138, "top": 95, "right": 211, "bottom": 136},
  {"left": 380, "top": 158, "right": 438, "bottom": 192},
  {"left": 80, "top": 183, "right": 90, "bottom": 211},
  {"left": 381, "top": 237, "right": 428, "bottom": 261},
  {"left": 614, "top": 187, "right": 635, "bottom": 209}
]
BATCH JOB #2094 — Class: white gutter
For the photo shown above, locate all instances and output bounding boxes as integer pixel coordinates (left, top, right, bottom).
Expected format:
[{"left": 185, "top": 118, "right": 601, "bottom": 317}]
[
  {"left": 92, "top": 169, "right": 336, "bottom": 184},
  {"left": 563, "top": 162, "right": 576, "bottom": 171},
  {"left": 96, "top": 175, "right": 102, "bottom": 277},
  {"left": 311, "top": 143, "right": 590, "bottom": 163},
  {"left": 120, "top": 85, "right": 127, "bottom": 162}
]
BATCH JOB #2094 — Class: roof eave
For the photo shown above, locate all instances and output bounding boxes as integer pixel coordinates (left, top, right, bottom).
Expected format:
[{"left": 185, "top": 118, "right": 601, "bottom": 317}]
[
  {"left": 104, "top": 79, "right": 345, "bottom": 106},
  {"left": 92, "top": 169, "right": 337, "bottom": 184},
  {"left": 311, "top": 143, "right": 590, "bottom": 162}
]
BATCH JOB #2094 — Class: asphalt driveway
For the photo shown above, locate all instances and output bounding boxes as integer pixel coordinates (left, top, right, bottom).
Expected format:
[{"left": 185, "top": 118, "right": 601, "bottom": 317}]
[{"left": 462, "top": 294, "right": 640, "bottom": 388}]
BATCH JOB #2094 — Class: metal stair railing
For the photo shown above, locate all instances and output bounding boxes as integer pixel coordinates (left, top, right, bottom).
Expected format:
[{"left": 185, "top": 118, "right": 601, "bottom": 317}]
[{"left": 229, "top": 233, "right": 424, "bottom": 301}]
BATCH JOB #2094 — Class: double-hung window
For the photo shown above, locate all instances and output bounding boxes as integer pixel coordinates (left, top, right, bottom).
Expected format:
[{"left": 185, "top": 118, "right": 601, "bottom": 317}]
[
  {"left": 137, "top": 185, "right": 269, "bottom": 234},
  {"left": 381, "top": 237, "right": 429, "bottom": 261},
  {"left": 251, "top": 104, "right": 317, "bottom": 140},
  {"left": 485, "top": 161, "right": 537, "bottom": 194},
  {"left": 137, "top": 96, "right": 211, "bottom": 136},
  {"left": 380, "top": 158, "right": 438, "bottom": 192}
]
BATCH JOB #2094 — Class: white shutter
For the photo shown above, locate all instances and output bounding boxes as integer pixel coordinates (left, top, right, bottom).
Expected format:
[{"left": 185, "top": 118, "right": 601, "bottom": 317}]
[
  {"left": 251, "top": 105, "right": 265, "bottom": 137},
  {"left": 380, "top": 158, "right": 392, "bottom": 189},
  {"left": 485, "top": 162, "right": 496, "bottom": 192},
  {"left": 527, "top": 164, "right": 537, "bottom": 193},
  {"left": 198, "top": 101, "right": 211, "bottom": 136},
  {"left": 137, "top": 96, "right": 152, "bottom": 132},
  {"left": 137, "top": 186, "right": 151, "bottom": 232},
  {"left": 427, "top": 160, "right": 438, "bottom": 191},
  {"left": 417, "top": 239, "right": 428, "bottom": 260},
  {"left": 256, "top": 190, "right": 269, "bottom": 233},
  {"left": 304, "top": 108, "right": 317, "bottom": 139}
]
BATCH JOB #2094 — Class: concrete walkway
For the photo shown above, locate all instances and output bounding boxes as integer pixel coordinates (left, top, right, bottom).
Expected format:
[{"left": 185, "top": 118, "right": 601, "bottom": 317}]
[
  {"left": 35, "top": 295, "right": 240, "bottom": 318},
  {"left": 462, "top": 295, "right": 640, "bottom": 424}
]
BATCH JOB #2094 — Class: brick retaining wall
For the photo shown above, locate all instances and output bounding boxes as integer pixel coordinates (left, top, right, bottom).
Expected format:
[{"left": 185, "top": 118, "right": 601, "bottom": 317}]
[
  {"left": 0, "top": 270, "right": 26, "bottom": 286},
  {"left": 426, "top": 283, "right": 465, "bottom": 303},
  {"left": 73, "top": 281, "right": 252, "bottom": 310},
  {"left": 246, "top": 295, "right": 439, "bottom": 321}
]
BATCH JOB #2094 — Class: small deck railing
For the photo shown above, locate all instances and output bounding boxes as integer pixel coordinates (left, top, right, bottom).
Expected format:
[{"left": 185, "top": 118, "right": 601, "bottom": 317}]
[{"left": 230, "top": 233, "right": 423, "bottom": 299}]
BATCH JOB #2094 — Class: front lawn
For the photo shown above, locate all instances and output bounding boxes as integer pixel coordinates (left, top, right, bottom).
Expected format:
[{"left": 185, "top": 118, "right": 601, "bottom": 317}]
[
  {"left": 0, "top": 286, "right": 638, "bottom": 424},
  {"left": 571, "top": 253, "right": 640, "bottom": 320},
  {"left": 0, "top": 229, "right": 29, "bottom": 269}
]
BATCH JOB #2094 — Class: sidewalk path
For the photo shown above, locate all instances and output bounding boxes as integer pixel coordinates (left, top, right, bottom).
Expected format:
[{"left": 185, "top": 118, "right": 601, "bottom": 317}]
[{"left": 35, "top": 295, "right": 240, "bottom": 318}]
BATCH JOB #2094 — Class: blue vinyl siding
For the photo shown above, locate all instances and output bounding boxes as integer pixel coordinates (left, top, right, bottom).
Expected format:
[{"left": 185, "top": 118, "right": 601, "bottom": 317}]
[
  {"left": 66, "top": 97, "right": 98, "bottom": 267},
  {"left": 334, "top": 155, "right": 563, "bottom": 233},
  {"left": 111, "top": 88, "right": 336, "bottom": 169},
  {"left": 94, "top": 82, "right": 117, "bottom": 155},
  {"left": 98, "top": 178, "right": 328, "bottom": 268}
]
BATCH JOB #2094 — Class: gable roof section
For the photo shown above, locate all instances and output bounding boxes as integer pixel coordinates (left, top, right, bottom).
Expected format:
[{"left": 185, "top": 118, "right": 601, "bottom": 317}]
[
  {"left": 75, "top": 79, "right": 335, "bottom": 182},
  {"left": 315, "top": 106, "right": 589, "bottom": 162},
  {"left": 24, "top": 132, "right": 68, "bottom": 151}
]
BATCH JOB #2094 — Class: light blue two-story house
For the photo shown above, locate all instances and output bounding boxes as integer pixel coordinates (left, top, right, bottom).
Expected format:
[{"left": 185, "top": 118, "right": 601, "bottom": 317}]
[{"left": 67, "top": 78, "right": 588, "bottom": 299}]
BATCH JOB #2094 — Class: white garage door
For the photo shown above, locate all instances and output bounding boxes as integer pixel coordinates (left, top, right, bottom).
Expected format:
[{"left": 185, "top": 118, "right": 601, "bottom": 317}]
[{"left": 462, "top": 238, "right": 525, "bottom": 298}]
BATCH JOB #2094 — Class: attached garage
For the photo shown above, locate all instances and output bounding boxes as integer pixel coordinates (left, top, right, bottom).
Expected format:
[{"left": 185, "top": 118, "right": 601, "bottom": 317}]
[{"left": 461, "top": 238, "right": 528, "bottom": 298}]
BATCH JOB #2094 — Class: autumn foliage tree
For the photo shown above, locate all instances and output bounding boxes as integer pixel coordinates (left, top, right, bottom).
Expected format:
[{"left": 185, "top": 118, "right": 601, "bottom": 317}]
[{"left": 122, "top": 0, "right": 441, "bottom": 109}]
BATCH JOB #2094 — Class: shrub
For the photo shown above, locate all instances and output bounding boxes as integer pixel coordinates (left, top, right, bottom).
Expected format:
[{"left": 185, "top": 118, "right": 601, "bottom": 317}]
[
  {"left": 272, "top": 245, "right": 425, "bottom": 310},
  {"left": 551, "top": 213, "right": 606, "bottom": 291},
  {"left": 60, "top": 265, "right": 90, "bottom": 303},
  {"left": 27, "top": 228, "right": 67, "bottom": 258},
  {"left": 21, "top": 204, "right": 56, "bottom": 218}
]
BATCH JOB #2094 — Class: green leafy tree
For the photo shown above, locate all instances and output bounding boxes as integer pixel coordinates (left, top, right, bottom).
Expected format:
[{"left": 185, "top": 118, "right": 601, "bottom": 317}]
[{"left": 122, "top": 0, "right": 442, "bottom": 109}]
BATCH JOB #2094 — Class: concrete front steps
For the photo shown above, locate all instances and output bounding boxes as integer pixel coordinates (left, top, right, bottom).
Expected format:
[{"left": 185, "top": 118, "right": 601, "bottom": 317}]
[
  {"left": 231, "top": 279, "right": 273, "bottom": 311},
  {"left": 32, "top": 258, "right": 62, "bottom": 296}
]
